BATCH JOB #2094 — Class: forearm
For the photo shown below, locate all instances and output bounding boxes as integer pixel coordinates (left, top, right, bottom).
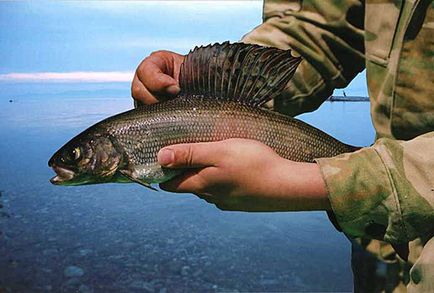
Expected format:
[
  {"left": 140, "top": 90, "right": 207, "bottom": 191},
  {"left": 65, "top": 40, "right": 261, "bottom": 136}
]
[
  {"left": 265, "top": 159, "right": 330, "bottom": 211},
  {"left": 225, "top": 157, "right": 331, "bottom": 212},
  {"left": 241, "top": 0, "right": 365, "bottom": 116}
]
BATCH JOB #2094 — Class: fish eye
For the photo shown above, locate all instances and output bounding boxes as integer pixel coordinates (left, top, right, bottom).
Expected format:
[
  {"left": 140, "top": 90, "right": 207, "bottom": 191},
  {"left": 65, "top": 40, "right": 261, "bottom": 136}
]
[
  {"left": 71, "top": 147, "right": 81, "bottom": 161},
  {"left": 62, "top": 146, "right": 81, "bottom": 163}
]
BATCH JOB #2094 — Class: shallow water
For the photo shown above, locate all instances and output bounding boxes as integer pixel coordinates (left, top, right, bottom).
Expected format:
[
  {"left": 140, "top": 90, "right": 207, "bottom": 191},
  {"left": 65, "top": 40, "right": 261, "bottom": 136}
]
[{"left": 0, "top": 97, "right": 375, "bottom": 292}]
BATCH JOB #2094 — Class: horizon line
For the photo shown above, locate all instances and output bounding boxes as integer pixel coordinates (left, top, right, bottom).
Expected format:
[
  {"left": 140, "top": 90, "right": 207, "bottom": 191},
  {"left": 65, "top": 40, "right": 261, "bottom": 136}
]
[{"left": 0, "top": 71, "right": 134, "bottom": 83}]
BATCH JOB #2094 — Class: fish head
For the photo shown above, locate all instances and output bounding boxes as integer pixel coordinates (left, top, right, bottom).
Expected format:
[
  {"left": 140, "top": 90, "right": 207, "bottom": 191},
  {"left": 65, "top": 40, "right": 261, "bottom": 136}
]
[{"left": 48, "top": 131, "right": 123, "bottom": 186}]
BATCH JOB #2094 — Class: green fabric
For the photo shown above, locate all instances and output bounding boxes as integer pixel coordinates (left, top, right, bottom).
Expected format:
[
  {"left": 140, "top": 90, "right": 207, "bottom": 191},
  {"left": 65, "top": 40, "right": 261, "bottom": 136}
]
[
  {"left": 316, "top": 133, "right": 434, "bottom": 244},
  {"left": 241, "top": 0, "right": 434, "bottom": 291}
]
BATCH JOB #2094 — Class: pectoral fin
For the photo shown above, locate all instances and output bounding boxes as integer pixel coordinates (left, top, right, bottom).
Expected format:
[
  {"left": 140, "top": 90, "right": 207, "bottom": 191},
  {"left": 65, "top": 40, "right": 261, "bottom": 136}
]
[{"left": 119, "top": 169, "right": 158, "bottom": 191}]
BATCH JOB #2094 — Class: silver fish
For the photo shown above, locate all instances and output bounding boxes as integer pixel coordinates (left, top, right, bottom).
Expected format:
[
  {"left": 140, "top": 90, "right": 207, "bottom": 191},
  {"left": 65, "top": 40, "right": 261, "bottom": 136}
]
[{"left": 48, "top": 42, "right": 358, "bottom": 189}]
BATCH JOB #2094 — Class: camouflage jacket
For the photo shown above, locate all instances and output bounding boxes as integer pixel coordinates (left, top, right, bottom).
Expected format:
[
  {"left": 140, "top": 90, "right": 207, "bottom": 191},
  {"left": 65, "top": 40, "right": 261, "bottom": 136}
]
[{"left": 242, "top": 0, "right": 433, "bottom": 291}]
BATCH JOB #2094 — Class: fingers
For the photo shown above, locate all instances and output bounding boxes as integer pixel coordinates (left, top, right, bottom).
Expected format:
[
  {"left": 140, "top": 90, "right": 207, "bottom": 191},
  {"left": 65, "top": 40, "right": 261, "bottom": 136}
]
[
  {"left": 131, "top": 73, "right": 158, "bottom": 104},
  {"left": 158, "top": 142, "right": 225, "bottom": 169},
  {"left": 132, "top": 51, "right": 182, "bottom": 104},
  {"left": 160, "top": 169, "right": 223, "bottom": 205},
  {"left": 159, "top": 169, "right": 208, "bottom": 193},
  {"left": 137, "top": 55, "right": 179, "bottom": 93},
  {"left": 160, "top": 172, "right": 241, "bottom": 211},
  {"left": 158, "top": 142, "right": 225, "bottom": 195}
]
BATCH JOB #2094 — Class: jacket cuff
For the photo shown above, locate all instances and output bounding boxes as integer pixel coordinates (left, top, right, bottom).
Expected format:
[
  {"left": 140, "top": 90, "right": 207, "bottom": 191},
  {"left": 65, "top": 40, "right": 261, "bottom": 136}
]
[{"left": 315, "top": 147, "right": 407, "bottom": 243}]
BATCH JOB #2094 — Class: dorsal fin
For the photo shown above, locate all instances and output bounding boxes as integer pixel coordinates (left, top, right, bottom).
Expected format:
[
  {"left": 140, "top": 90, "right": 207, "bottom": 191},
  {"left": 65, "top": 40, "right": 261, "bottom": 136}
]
[{"left": 179, "top": 42, "right": 301, "bottom": 107}]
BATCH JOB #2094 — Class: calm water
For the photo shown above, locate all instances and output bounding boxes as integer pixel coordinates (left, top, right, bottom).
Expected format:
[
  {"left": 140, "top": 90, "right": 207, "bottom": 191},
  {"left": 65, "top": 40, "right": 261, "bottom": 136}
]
[{"left": 0, "top": 96, "right": 375, "bottom": 292}]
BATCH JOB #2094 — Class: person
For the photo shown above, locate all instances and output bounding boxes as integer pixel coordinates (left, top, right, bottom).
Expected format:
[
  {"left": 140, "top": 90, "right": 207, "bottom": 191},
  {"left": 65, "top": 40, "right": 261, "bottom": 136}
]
[{"left": 131, "top": 1, "right": 434, "bottom": 291}]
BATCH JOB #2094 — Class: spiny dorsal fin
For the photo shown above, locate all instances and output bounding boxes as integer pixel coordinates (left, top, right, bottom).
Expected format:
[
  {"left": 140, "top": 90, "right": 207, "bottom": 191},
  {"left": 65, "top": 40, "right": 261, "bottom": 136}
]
[{"left": 179, "top": 42, "right": 301, "bottom": 107}]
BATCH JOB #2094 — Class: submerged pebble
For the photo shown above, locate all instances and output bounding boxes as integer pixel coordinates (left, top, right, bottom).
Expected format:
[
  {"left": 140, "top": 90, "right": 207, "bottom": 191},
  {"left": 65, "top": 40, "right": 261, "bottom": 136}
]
[
  {"left": 77, "top": 248, "right": 93, "bottom": 257},
  {"left": 42, "top": 248, "right": 58, "bottom": 256},
  {"left": 64, "top": 265, "right": 85, "bottom": 278},
  {"left": 78, "top": 284, "right": 93, "bottom": 293},
  {"left": 181, "top": 265, "right": 191, "bottom": 276},
  {"left": 65, "top": 277, "right": 81, "bottom": 286},
  {"left": 129, "top": 280, "right": 154, "bottom": 292},
  {"left": 193, "top": 269, "right": 203, "bottom": 277},
  {"left": 260, "top": 278, "right": 279, "bottom": 286}
]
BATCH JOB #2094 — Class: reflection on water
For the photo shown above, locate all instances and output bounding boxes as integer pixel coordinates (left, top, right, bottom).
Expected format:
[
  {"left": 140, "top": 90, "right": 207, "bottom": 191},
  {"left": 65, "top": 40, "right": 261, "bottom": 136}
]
[{"left": 0, "top": 96, "right": 374, "bottom": 292}]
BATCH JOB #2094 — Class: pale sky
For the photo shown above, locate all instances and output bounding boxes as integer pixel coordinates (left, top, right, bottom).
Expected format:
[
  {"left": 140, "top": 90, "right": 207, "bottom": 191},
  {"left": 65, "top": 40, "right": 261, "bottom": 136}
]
[
  {"left": 0, "top": 1, "right": 262, "bottom": 73},
  {"left": 0, "top": 1, "right": 367, "bottom": 98}
]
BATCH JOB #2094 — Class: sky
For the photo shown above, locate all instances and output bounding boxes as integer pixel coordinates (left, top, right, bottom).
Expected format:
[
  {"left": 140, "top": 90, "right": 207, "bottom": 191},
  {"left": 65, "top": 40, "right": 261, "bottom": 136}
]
[{"left": 0, "top": 1, "right": 367, "bottom": 99}]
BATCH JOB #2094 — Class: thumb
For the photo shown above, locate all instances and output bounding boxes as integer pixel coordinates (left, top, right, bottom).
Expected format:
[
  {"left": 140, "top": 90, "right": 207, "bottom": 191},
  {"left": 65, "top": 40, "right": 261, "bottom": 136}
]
[
  {"left": 153, "top": 74, "right": 180, "bottom": 96},
  {"left": 158, "top": 142, "right": 220, "bottom": 168},
  {"left": 146, "top": 71, "right": 180, "bottom": 97}
]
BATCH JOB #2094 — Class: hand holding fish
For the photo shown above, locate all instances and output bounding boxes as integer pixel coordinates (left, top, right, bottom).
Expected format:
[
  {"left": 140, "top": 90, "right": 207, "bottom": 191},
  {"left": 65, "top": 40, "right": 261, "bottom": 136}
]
[
  {"left": 132, "top": 50, "right": 185, "bottom": 105},
  {"left": 157, "top": 138, "right": 331, "bottom": 212}
]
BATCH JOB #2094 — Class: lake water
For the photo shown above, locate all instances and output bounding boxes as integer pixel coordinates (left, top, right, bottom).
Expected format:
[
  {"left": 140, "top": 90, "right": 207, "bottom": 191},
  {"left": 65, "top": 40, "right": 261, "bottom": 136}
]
[{"left": 0, "top": 96, "right": 375, "bottom": 292}]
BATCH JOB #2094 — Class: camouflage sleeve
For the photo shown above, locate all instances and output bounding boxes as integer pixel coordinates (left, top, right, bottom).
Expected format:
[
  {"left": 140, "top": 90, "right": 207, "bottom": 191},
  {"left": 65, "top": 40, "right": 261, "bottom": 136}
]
[
  {"left": 408, "top": 236, "right": 434, "bottom": 292},
  {"left": 315, "top": 132, "right": 434, "bottom": 244},
  {"left": 241, "top": 0, "right": 366, "bottom": 116}
]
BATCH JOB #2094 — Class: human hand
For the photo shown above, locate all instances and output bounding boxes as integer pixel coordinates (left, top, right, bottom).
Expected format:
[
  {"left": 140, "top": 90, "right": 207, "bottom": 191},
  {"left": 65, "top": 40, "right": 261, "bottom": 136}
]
[
  {"left": 131, "top": 50, "right": 185, "bottom": 105},
  {"left": 157, "top": 139, "right": 331, "bottom": 212}
]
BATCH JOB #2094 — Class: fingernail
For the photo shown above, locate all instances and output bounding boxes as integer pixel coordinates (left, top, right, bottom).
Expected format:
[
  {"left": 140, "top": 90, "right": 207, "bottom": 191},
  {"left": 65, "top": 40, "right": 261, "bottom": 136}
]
[
  {"left": 166, "top": 85, "right": 180, "bottom": 96},
  {"left": 158, "top": 148, "right": 174, "bottom": 166}
]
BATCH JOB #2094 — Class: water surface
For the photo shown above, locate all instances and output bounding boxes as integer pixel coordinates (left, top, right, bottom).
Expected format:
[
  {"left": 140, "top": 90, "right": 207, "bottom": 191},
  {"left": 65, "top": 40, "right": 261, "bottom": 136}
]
[{"left": 0, "top": 97, "right": 375, "bottom": 292}]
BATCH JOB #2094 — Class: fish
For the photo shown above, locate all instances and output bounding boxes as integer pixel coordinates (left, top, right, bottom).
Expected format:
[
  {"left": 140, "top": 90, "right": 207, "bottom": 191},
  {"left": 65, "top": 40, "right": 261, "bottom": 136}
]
[{"left": 48, "top": 42, "right": 359, "bottom": 189}]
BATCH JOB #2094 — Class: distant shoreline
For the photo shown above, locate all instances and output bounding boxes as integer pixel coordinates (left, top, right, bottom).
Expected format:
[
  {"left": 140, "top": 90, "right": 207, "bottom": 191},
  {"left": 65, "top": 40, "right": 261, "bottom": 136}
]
[{"left": 327, "top": 95, "right": 369, "bottom": 102}]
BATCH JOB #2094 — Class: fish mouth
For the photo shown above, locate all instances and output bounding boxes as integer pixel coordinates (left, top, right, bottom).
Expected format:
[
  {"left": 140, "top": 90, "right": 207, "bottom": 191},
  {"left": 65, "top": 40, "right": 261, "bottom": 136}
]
[{"left": 50, "top": 165, "right": 75, "bottom": 185}]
